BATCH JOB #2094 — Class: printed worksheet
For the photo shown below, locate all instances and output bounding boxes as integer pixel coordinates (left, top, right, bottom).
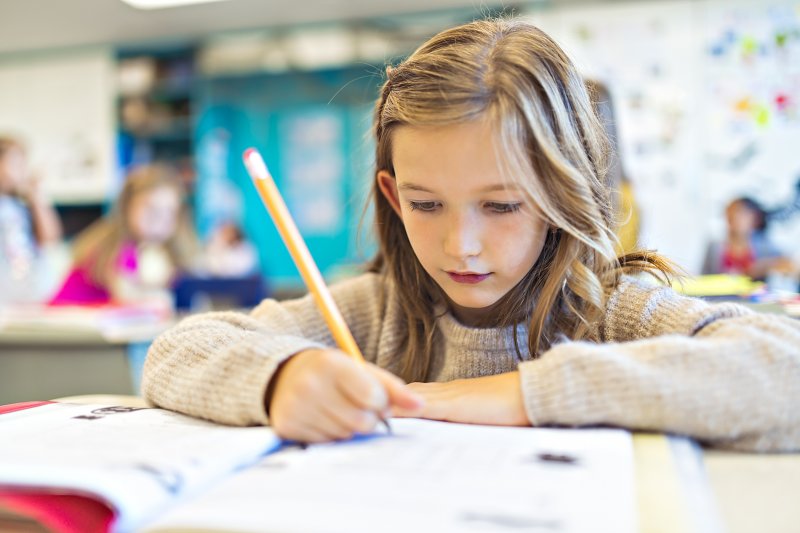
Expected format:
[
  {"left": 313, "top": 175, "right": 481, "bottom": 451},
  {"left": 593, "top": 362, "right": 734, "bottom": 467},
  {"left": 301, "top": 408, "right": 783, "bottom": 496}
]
[
  {"left": 0, "top": 403, "right": 280, "bottom": 532},
  {"left": 146, "top": 419, "right": 636, "bottom": 533}
]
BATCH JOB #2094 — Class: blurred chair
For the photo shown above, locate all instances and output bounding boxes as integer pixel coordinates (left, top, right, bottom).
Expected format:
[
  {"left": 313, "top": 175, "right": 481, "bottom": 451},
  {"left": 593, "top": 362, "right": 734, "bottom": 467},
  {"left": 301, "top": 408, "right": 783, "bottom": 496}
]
[{"left": 172, "top": 273, "right": 268, "bottom": 311}]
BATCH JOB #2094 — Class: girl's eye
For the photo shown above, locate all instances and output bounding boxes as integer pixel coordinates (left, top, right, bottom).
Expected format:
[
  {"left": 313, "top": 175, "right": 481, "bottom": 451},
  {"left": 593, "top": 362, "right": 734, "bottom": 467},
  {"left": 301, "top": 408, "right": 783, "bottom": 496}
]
[
  {"left": 408, "top": 201, "right": 439, "bottom": 212},
  {"left": 485, "top": 202, "right": 522, "bottom": 214}
]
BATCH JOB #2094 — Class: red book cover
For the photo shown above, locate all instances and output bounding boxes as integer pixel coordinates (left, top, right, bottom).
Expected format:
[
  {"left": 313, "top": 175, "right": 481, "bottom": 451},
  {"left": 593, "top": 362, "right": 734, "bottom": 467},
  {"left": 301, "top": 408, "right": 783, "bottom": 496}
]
[{"left": 0, "top": 402, "right": 116, "bottom": 533}]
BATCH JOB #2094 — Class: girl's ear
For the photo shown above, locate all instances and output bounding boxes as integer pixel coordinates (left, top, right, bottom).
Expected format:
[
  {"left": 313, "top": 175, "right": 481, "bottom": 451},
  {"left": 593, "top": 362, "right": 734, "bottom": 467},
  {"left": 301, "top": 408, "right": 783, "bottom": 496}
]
[{"left": 377, "top": 170, "right": 403, "bottom": 219}]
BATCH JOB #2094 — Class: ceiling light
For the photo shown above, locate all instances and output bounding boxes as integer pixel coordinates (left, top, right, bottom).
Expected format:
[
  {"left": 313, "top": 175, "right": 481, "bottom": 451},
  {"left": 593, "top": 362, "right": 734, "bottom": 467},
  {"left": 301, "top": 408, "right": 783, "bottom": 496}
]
[{"left": 120, "top": 0, "right": 232, "bottom": 10}]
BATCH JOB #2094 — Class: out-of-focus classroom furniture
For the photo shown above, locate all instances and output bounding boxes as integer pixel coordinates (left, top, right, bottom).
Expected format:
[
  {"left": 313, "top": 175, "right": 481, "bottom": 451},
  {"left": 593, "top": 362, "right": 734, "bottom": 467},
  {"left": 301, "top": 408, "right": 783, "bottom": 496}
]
[
  {"left": 0, "top": 306, "right": 171, "bottom": 404},
  {"left": 172, "top": 273, "right": 267, "bottom": 311}
]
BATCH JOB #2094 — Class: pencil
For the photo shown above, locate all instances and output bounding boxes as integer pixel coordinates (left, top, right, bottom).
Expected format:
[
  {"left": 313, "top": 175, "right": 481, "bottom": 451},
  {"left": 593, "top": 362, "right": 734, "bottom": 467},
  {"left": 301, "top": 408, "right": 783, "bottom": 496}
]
[{"left": 243, "top": 148, "right": 391, "bottom": 433}]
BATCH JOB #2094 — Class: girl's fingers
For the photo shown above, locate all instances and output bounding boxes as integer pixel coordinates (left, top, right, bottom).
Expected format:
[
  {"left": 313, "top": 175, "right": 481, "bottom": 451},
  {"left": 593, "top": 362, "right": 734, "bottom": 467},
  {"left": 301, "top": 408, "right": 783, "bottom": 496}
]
[
  {"left": 291, "top": 419, "right": 335, "bottom": 444},
  {"left": 306, "top": 406, "right": 355, "bottom": 441},
  {"left": 334, "top": 358, "right": 389, "bottom": 411},
  {"left": 317, "top": 390, "right": 379, "bottom": 436},
  {"left": 372, "top": 368, "right": 425, "bottom": 412}
]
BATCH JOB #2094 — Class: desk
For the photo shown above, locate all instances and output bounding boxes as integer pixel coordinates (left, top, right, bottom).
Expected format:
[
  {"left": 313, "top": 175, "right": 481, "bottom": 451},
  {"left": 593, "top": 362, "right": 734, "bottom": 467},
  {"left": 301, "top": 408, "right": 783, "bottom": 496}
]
[
  {"left": 52, "top": 395, "right": 800, "bottom": 533},
  {"left": 0, "top": 325, "right": 164, "bottom": 405},
  {"left": 705, "top": 450, "right": 800, "bottom": 533}
]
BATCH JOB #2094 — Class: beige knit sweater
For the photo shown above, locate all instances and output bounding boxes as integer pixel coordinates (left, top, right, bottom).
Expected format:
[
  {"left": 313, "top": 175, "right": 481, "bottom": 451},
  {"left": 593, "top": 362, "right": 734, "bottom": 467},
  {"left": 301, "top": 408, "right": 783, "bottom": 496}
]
[{"left": 142, "top": 273, "right": 800, "bottom": 452}]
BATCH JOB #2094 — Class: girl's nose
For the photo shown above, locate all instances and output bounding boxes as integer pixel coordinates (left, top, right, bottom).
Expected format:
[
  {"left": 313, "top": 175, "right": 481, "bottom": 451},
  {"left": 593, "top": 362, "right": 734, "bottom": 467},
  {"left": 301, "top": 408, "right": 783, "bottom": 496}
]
[{"left": 443, "top": 212, "right": 482, "bottom": 259}]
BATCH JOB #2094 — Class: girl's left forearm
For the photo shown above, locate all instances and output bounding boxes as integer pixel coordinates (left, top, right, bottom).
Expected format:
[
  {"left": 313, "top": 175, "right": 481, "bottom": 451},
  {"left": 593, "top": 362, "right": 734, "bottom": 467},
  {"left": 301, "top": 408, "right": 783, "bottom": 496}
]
[{"left": 400, "top": 371, "right": 529, "bottom": 426}]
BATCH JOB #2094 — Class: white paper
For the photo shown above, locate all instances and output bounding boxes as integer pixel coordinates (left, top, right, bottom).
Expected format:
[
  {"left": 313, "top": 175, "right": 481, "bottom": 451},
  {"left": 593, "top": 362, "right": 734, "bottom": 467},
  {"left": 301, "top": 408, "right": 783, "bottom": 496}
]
[
  {"left": 0, "top": 403, "right": 280, "bottom": 532},
  {"left": 146, "top": 419, "right": 636, "bottom": 533}
]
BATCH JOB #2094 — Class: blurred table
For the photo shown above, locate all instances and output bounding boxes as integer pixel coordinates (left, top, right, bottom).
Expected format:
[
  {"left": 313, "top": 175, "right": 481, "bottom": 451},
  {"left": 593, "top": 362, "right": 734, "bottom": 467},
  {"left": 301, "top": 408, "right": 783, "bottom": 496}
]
[
  {"left": 704, "top": 449, "right": 800, "bottom": 533},
  {"left": 0, "top": 318, "right": 168, "bottom": 405}
]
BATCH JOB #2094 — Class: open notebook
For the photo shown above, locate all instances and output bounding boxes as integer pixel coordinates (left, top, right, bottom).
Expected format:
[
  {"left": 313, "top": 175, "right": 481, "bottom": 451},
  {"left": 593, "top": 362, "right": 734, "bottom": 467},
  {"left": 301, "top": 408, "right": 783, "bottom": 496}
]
[{"left": 0, "top": 402, "right": 638, "bottom": 533}]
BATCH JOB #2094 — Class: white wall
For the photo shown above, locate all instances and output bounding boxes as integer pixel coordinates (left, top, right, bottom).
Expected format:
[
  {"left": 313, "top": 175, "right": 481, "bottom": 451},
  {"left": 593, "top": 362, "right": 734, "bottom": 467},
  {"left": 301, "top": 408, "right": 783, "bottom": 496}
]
[
  {"left": 0, "top": 48, "right": 116, "bottom": 203},
  {"left": 528, "top": 0, "right": 800, "bottom": 273}
]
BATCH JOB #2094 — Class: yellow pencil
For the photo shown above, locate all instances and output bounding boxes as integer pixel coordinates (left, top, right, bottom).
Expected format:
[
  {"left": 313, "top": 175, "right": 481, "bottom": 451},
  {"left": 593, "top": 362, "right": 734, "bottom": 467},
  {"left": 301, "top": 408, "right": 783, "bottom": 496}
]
[{"left": 243, "top": 148, "right": 390, "bottom": 432}]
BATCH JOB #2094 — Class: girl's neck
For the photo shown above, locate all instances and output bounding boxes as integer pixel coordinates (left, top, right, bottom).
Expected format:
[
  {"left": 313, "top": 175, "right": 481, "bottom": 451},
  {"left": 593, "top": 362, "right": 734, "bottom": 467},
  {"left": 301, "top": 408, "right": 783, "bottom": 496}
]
[{"left": 446, "top": 297, "right": 502, "bottom": 328}]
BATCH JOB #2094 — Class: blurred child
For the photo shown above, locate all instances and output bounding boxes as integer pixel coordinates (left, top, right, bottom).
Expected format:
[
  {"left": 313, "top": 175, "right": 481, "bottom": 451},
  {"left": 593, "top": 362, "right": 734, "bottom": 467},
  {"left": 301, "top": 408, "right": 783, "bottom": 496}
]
[
  {"left": 50, "top": 164, "right": 194, "bottom": 309},
  {"left": 204, "top": 221, "right": 258, "bottom": 277},
  {"left": 702, "top": 196, "right": 795, "bottom": 280},
  {"left": 0, "top": 136, "right": 62, "bottom": 283}
]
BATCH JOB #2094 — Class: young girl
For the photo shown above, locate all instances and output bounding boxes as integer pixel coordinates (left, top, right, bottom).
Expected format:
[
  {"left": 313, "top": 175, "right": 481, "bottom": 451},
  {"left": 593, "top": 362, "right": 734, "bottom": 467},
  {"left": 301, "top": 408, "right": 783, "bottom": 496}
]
[
  {"left": 702, "top": 196, "right": 795, "bottom": 280},
  {"left": 143, "top": 19, "right": 800, "bottom": 451},
  {"left": 0, "top": 136, "right": 62, "bottom": 283},
  {"left": 50, "top": 164, "right": 193, "bottom": 308}
]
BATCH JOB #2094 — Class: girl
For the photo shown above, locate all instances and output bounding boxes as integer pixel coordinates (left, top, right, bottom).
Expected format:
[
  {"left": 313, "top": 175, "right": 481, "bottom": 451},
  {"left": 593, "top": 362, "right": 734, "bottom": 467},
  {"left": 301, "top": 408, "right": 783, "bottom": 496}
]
[
  {"left": 0, "top": 136, "right": 62, "bottom": 283},
  {"left": 50, "top": 164, "right": 194, "bottom": 308},
  {"left": 143, "top": 19, "right": 800, "bottom": 451},
  {"left": 702, "top": 196, "right": 796, "bottom": 280}
]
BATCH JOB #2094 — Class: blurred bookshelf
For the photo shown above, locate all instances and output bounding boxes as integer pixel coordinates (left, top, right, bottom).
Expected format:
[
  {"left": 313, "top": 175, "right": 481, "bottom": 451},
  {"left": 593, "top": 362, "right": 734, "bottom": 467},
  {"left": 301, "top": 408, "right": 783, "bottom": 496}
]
[{"left": 115, "top": 45, "right": 198, "bottom": 193}]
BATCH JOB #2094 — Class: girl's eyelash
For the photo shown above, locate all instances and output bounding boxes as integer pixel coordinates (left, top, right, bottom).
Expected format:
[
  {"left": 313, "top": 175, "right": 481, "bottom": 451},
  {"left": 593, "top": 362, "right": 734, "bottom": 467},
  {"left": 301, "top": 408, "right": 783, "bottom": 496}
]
[
  {"left": 408, "top": 201, "right": 439, "bottom": 212},
  {"left": 485, "top": 202, "right": 522, "bottom": 213},
  {"left": 408, "top": 201, "right": 522, "bottom": 213}
]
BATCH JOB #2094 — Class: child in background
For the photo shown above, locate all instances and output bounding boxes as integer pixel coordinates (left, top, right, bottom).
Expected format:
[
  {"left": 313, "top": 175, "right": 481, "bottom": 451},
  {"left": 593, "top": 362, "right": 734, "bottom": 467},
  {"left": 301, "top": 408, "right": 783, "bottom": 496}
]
[
  {"left": 204, "top": 221, "right": 259, "bottom": 277},
  {"left": 0, "top": 136, "right": 62, "bottom": 286},
  {"left": 702, "top": 196, "right": 795, "bottom": 280},
  {"left": 50, "top": 164, "right": 194, "bottom": 309},
  {"left": 143, "top": 19, "right": 800, "bottom": 451}
]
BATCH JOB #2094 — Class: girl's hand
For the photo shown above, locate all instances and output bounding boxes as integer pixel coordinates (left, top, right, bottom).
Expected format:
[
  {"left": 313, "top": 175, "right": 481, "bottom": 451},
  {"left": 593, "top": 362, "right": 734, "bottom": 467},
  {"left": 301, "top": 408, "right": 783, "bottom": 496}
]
[
  {"left": 16, "top": 171, "right": 44, "bottom": 204},
  {"left": 394, "top": 371, "right": 529, "bottom": 427},
  {"left": 267, "top": 348, "right": 424, "bottom": 443}
]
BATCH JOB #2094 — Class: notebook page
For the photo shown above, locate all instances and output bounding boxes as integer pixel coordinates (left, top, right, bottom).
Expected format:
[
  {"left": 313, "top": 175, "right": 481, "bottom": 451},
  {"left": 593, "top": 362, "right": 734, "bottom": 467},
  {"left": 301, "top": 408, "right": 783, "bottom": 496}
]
[
  {"left": 147, "top": 418, "right": 636, "bottom": 533},
  {"left": 0, "top": 403, "right": 280, "bottom": 532}
]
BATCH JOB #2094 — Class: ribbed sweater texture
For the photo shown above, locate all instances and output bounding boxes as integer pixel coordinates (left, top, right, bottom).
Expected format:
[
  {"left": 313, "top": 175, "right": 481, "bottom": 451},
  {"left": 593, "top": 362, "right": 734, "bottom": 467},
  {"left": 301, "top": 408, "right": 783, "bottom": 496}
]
[{"left": 142, "top": 273, "right": 800, "bottom": 452}]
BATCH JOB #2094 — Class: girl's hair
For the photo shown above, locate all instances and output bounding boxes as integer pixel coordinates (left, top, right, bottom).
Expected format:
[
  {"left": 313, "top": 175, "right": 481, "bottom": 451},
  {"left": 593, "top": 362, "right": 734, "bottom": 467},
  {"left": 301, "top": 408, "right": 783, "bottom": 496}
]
[
  {"left": 369, "top": 18, "right": 675, "bottom": 382},
  {"left": 585, "top": 79, "right": 627, "bottom": 188},
  {"left": 0, "top": 136, "right": 24, "bottom": 158},
  {"left": 72, "top": 164, "right": 193, "bottom": 288}
]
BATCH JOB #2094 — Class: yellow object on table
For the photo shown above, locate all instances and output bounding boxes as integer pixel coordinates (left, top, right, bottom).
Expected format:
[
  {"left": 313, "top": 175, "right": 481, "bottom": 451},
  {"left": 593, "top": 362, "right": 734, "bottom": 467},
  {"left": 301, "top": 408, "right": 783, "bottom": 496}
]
[{"left": 671, "top": 274, "right": 763, "bottom": 298}]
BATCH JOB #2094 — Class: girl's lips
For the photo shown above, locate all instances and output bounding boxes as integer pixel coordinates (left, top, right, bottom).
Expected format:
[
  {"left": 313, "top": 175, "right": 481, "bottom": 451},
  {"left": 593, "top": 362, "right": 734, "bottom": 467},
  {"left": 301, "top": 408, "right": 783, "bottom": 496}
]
[{"left": 447, "top": 272, "right": 490, "bottom": 284}]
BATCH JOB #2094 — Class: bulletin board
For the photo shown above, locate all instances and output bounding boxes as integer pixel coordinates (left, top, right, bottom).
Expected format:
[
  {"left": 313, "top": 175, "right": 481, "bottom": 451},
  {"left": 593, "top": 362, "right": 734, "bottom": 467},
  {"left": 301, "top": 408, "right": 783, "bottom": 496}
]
[
  {"left": 529, "top": 0, "right": 800, "bottom": 272},
  {"left": 0, "top": 48, "right": 116, "bottom": 204}
]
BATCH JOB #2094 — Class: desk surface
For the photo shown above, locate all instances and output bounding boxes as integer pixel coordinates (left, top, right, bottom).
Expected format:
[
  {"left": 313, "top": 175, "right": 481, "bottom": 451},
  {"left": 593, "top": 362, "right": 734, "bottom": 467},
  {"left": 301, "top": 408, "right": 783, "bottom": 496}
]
[
  {"left": 53, "top": 395, "right": 800, "bottom": 533},
  {"left": 704, "top": 450, "right": 800, "bottom": 533}
]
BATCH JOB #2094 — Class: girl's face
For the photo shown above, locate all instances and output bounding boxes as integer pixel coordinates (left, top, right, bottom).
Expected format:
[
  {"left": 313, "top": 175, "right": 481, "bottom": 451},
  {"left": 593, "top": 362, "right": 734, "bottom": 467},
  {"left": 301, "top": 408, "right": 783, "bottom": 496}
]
[
  {"left": 0, "top": 146, "right": 26, "bottom": 194},
  {"left": 128, "top": 185, "right": 181, "bottom": 244},
  {"left": 725, "top": 201, "right": 759, "bottom": 238},
  {"left": 378, "top": 120, "right": 550, "bottom": 326}
]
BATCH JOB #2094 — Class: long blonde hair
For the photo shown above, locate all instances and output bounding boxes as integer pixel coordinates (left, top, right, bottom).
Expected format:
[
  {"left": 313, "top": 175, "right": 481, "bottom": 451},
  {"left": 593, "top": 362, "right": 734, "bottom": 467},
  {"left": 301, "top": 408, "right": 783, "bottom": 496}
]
[
  {"left": 370, "top": 18, "right": 675, "bottom": 382},
  {"left": 72, "top": 164, "right": 192, "bottom": 287}
]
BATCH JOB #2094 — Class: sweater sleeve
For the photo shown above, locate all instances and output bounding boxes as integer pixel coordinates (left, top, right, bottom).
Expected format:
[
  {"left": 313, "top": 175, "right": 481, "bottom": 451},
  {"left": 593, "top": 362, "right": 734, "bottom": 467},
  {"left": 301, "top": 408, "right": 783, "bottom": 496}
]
[
  {"left": 141, "top": 273, "right": 387, "bottom": 426},
  {"left": 518, "top": 277, "right": 800, "bottom": 452}
]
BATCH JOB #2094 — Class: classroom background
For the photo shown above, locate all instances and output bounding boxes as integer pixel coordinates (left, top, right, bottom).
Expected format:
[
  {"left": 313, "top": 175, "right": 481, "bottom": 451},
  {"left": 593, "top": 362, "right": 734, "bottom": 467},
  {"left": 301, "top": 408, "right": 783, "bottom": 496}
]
[{"left": 1, "top": 0, "right": 799, "bottom": 297}]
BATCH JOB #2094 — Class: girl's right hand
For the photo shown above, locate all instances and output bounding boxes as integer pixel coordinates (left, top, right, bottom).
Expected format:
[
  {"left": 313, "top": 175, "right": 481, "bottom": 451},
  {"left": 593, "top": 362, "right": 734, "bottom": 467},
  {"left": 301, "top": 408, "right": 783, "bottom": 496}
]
[{"left": 267, "top": 348, "right": 424, "bottom": 443}]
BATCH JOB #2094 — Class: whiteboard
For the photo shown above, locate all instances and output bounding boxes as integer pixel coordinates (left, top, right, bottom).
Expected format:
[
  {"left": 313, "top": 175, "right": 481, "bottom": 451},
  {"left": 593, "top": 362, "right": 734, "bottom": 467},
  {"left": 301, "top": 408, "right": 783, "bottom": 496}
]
[{"left": 0, "top": 47, "right": 116, "bottom": 204}]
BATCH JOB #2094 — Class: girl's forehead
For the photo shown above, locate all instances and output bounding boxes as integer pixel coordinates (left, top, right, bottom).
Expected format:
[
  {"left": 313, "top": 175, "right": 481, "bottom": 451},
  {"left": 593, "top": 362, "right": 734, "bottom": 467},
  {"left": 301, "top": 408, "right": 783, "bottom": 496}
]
[
  {"left": 135, "top": 184, "right": 181, "bottom": 204},
  {"left": 391, "top": 121, "right": 524, "bottom": 191}
]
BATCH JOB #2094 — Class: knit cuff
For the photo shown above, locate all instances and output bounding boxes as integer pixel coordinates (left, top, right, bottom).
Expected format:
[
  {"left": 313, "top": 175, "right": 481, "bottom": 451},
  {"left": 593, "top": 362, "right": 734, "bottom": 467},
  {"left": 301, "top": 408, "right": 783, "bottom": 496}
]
[{"left": 517, "top": 341, "right": 614, "bottom": 427}]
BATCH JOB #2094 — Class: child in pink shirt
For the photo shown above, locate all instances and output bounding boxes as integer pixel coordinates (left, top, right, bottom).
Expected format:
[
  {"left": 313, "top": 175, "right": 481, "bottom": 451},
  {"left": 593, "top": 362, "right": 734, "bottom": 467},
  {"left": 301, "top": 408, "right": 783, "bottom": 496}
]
[{"left": 51, "top": 165, "right": 193, "bottom": 308}]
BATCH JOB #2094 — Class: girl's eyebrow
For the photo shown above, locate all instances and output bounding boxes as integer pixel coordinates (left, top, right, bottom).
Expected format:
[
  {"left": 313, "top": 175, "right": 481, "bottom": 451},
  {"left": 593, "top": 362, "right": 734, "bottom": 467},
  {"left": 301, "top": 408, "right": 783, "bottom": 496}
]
[{"left": 397, "top": 182, "right": 519, "bottom": 193}]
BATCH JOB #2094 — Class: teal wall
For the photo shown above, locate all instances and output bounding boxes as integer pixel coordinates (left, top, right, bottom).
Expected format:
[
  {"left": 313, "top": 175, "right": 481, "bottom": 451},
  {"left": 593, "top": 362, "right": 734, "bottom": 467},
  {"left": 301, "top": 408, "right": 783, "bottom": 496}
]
[{"left": 194, "top": 67, "right": 380, "bottom": 291}]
